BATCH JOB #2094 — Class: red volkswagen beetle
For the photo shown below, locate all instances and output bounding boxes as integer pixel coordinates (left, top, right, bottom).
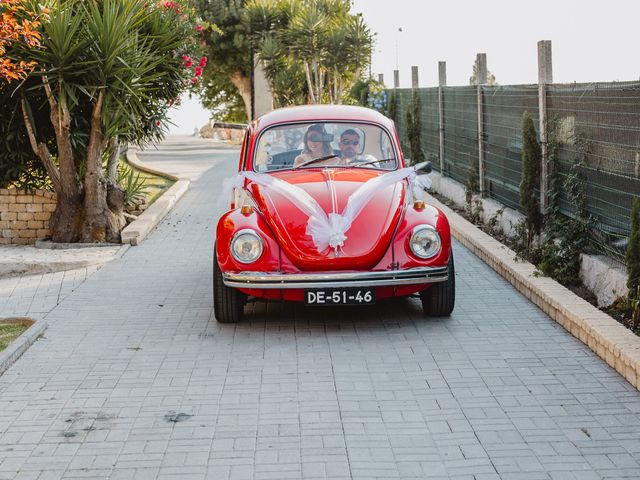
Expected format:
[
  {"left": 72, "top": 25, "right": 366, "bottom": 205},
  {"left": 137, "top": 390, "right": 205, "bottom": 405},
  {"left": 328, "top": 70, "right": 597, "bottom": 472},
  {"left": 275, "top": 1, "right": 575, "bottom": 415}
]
[{"left": 214, "top": 105, "right": 454, "bottom": 323}]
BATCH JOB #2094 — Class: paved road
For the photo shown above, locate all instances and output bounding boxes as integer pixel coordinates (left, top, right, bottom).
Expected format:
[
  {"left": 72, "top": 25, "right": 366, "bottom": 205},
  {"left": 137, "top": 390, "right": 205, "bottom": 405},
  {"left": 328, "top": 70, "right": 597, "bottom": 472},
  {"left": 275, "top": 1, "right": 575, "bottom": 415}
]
[{"left": 1, "top": 137, "right": 640, "bottom": 480}]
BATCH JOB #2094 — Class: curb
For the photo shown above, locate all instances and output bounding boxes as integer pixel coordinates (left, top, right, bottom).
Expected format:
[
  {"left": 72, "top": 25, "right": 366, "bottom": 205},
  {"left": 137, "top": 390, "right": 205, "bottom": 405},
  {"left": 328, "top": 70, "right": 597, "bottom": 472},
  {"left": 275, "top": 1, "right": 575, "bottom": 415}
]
[
  {"left": 427, "top": 193, "right": 640, "bottom": 390},
  {"left": 125, "top": 147, "right": 180, "bottom": 182},
  {"left": 121, "top": 179, "right": 190, "bottom": 246},
  {"left": 0, "top": 245, "right": 128, "bottom": 279},
  {"left": 0, "top": 318, "right": 48, "bottom": 376},
  {"left": 35, "top": 239, "right": 121, "bottom": 249},
  {"left": 120, "top": 146, "right": 190, "bottom": 246}
]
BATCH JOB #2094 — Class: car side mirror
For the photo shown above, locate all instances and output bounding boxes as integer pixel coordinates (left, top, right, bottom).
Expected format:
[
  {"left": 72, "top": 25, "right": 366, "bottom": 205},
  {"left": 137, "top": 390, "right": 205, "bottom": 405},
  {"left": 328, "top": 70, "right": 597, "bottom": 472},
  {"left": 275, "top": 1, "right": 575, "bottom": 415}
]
[{"left": 414, "top": 161, "right": 432, "bottom": 175}]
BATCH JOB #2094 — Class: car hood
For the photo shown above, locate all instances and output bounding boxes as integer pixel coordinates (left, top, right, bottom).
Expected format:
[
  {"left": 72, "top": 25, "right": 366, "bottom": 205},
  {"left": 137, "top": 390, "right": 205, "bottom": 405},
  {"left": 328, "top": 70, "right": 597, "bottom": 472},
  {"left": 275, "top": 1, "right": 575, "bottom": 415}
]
[{"left": 248, "top": 169, "right": 405, "bottom": 271}]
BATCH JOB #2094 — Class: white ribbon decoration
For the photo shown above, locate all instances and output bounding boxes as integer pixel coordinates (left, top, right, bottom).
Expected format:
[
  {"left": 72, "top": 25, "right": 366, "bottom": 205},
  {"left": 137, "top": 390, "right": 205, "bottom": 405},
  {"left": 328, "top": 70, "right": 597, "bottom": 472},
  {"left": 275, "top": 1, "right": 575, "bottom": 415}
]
[
  {"left": 230, "top": 167, "right": 431, "bottom": 254},
  {"left": 222, "top": 175, "right": 247, "bottom": 207}
]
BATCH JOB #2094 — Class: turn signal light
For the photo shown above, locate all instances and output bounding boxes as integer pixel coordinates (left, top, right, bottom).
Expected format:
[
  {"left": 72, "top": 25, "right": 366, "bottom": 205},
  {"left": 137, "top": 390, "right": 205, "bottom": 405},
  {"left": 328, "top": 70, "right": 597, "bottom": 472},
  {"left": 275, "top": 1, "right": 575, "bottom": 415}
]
[{"left": 241, "top": 205, "right": 253, "bottom": 215}]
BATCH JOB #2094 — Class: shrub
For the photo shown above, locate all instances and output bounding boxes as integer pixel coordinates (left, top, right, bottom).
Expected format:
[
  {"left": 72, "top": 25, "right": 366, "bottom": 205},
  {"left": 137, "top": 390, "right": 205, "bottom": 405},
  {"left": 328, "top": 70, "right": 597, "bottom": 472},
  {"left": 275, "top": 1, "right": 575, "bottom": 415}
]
[
  {"left": 387, "top": 89, "right": 397, "bottom": 123},
  {"left": 0, "top": 83, "right": 49, "bottom": 189},
  {"left": 405, "top": 90, "right": 425, "bottom": 164},
  {"left": 519, "top": 111, "right": 542, "bottom": 249},
  {"left": 627, "top": 197, "right": 640, "bottom": 302},
  {"left": 535, "top": 132, "right": 591, "bottom": 286}
]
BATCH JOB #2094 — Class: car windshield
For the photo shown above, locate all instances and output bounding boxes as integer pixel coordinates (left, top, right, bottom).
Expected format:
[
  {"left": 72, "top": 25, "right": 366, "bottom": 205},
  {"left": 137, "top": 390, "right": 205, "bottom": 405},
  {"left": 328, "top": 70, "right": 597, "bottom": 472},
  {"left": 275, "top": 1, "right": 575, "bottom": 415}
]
[{"left": 254, "top": 122, "right": 397, "bottom": 172}]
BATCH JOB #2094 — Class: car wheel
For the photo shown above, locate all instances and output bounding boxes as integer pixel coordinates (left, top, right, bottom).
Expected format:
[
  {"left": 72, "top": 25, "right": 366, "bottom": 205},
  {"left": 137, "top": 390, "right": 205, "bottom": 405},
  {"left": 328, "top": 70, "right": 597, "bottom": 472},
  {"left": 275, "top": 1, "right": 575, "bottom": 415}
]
[
  {"left": 213, "top": 248, "right": 246, "bottom": 323},
  {"left": 420, "top": 254, "right": 455, "bottom": 317}
]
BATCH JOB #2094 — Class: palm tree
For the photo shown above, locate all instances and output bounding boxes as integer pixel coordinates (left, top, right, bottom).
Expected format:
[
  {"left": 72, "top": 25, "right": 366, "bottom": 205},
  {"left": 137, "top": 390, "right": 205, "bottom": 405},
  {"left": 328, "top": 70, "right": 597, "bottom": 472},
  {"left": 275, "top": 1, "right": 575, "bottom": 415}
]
[
  {"left": 242, "top": 0, "right": 373, "bottom": 105},
  {"left": 288, "top": 2, "right": 330, "bottom": 103},
  {"left": 15, "top": 0, "right": 196, "bottom": 242}
]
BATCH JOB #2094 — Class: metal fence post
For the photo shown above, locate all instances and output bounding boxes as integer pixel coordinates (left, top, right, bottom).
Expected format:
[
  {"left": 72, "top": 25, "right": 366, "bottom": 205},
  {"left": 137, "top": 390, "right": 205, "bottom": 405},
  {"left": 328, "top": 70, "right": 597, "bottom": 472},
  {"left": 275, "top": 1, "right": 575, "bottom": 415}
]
[
  {"left": 411, "top": 66, "right": 419, "bottom": 89},
  {"left": 378, "top": 73, "right": 384, "bottom": 85},
  {"left": 438, "top": 61, "right": 446, "bottom": 173},
  {"left": 393, "top": 70, "right": 400, "bottom": 88},
  {"left": 476, "top": 53, "right": 487, "bottom": 196},
  {"left": 538, "top": 40, "right": 553, "bottom": 213}
]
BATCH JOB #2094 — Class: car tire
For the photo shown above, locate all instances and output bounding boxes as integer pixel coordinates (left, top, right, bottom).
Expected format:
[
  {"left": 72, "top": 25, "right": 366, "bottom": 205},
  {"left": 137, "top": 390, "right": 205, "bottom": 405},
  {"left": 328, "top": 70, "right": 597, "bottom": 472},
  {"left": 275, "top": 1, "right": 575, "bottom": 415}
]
[
  {"left": 213, "top": 248, "right": 246, "bottom": 323},
  {"left": 420, "top": 254, "right": 455, "bottom": 317}
]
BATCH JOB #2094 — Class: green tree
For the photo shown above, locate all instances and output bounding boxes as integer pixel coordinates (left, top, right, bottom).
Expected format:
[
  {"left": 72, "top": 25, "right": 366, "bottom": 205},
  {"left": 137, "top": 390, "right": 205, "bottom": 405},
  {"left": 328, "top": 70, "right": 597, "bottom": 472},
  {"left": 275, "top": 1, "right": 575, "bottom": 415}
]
[
  {"left": 10, "top": 0, "right": 199, "bottom": 242},
  {"left": 405, "top": 90, "right": 424, "bottom": 164},
  {"left": 519, "top": 111, "right": 542, "bottom": 249},
  {"left": 387, "top": 89, "right": 397, "bottom": 123},
  {"left": 243, "top": 0, "right": 373, "bottom": 105},
  {"left": 349, "top": 77, "right": 386, "bottom": 111},
  {"left": 627, "top": 197, "right": 640, "bottom": 300},
  {"left": 243, "top": 1, "right": 308, "bottom": 108},
  {"left": 193, "top": 0, "right": 252, "bottom": 119},
  {"left": 199, "top": 86, "right": 248, "bottom": 122},
  {"left": 469, "top": 61, "right": 497, "bottom": 86}
]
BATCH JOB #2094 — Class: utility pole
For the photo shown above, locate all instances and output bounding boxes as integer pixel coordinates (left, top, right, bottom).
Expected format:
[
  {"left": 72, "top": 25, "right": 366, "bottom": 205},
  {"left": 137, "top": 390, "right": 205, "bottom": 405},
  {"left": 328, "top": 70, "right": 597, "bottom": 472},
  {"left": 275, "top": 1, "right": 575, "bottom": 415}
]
[{"left": 395, "top": 27, "right": 402, "bottom": 73}]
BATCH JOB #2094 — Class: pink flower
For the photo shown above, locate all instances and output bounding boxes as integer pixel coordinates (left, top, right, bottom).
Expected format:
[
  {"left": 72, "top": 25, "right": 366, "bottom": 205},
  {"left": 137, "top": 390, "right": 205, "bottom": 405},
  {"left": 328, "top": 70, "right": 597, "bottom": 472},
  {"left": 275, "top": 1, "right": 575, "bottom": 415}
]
[
  {"left": 185, "top": 60, "right": 193, "bottom": 68},
  {"left": 195, "top": 67, "right": 203, "bottom": 77},
  {"left": 199, "top": 57, "right": 207, "bottom": 67},
  {"left": 191, "top": 77, "right": 198, "bottom": 84},
  {"left": 183, "top": 55, "right": 190, "bottom": 62},
  {"left": 196, "top": 25, "right": 203, "bottom": 32}
]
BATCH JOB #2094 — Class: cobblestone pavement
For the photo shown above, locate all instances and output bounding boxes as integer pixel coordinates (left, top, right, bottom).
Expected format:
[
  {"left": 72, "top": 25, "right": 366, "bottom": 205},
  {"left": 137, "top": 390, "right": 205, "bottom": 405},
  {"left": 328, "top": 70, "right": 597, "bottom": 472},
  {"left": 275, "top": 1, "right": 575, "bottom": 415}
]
[
  {"left": 1, "top": 138, "right": 639, "bottom": 480},
  {"left": 0, "top": 266, "right": 103, "bottom": 320}
]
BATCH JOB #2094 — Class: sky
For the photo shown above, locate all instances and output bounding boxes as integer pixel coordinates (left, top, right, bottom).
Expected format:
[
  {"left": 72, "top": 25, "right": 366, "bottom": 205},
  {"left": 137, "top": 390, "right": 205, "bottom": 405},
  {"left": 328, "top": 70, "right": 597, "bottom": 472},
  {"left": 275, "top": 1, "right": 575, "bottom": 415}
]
[{"left": 168, "top": 0, "right": 640, "bottom": 133}]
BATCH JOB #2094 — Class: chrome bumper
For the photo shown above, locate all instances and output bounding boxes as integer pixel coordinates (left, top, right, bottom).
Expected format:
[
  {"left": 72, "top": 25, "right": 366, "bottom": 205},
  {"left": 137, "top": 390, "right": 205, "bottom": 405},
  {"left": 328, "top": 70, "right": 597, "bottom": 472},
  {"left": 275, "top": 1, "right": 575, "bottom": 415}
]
[{"left": 223, "top": 266, "right": 448, "bottom": 289}]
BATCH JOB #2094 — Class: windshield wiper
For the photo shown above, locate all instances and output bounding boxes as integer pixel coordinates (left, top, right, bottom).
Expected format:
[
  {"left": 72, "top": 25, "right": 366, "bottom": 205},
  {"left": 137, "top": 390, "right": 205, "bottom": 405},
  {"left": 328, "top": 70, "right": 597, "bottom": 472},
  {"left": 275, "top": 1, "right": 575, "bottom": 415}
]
[
  {"left": 293, "top": 154, "right": 340, "bottom": 169},
  {"left": 353, "top": 158, "right": 395, "bottom": 167}
]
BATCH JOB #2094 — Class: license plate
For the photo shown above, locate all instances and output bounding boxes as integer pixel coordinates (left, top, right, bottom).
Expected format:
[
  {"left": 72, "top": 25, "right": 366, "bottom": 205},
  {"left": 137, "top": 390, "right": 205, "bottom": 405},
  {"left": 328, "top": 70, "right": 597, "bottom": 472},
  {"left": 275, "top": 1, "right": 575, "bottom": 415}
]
[{"left": 305, "top": 288, "right": 376, "bottom": 306}]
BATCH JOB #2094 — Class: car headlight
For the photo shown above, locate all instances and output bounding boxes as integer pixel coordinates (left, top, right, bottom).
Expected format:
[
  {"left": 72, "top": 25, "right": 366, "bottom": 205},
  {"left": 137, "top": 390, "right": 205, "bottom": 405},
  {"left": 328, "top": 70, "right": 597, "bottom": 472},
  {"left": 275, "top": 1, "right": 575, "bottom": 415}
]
[
  {"left": 231, "top": 229, "right": 264, "bottom": 264},
  {"left": 409, "top": 225, "right": 441, "bottom": 259}
]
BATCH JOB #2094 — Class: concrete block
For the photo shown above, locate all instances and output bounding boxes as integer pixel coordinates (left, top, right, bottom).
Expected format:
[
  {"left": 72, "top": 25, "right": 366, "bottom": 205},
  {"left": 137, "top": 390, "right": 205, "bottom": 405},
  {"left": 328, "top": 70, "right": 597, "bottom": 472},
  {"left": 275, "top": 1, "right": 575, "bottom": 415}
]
[
  {"left": 579, "top": 254, "right": 628, "bottom": 307},
  {"left": 430, "top": 171, "right": 466, "bottom": 207},
  {"left": 480, "top": 197, "right": 524, "bottom": 238}
]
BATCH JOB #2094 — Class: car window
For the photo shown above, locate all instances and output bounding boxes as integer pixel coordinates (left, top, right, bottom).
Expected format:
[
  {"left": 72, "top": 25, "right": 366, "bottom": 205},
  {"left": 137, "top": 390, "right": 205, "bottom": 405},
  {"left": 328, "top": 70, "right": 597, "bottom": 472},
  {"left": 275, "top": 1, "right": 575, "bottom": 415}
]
[
  {"left": 239, "top": 130, "right": 250, "bottom": 171},
  {"left": 254, "top": 122, "right": 397, "bottom": 172}
]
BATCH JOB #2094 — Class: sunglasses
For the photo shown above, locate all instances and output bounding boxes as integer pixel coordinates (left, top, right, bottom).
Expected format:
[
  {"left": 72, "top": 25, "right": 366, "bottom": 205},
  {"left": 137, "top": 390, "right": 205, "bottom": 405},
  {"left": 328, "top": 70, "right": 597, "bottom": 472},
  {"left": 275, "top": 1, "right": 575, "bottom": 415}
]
[{"left": 341, "top": 139, "right": 359, "bottom": 146}]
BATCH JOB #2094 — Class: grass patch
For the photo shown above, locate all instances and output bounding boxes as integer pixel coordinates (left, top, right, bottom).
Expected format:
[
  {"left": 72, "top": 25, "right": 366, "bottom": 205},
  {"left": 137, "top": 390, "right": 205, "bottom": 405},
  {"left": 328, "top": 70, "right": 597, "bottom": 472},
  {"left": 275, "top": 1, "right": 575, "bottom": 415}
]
[
  {"left": 134, "top": 168, "right": 174, "bottom": 205},
  {"left": 118, "top": 158, "right": 174, "bottom": 212},
  {"left": 0, "top": 322, "right": 28, "bottom": 352}
]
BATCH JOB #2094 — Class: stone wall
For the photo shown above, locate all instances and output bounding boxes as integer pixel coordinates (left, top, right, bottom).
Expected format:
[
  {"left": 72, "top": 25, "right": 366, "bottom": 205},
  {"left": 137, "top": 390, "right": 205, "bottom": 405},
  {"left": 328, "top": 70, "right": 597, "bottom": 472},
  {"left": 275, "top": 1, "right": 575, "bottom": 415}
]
[{"left": 0, "top": 189, "right": 55, "bottom": 245}]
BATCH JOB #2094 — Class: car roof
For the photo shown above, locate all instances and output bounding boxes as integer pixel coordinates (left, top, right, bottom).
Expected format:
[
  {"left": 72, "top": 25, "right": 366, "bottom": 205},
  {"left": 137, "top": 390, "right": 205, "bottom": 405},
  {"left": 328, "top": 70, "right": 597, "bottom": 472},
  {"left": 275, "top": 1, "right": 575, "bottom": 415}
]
[{"left": 252, "top": 104, "right": 394, "bottom": 134}]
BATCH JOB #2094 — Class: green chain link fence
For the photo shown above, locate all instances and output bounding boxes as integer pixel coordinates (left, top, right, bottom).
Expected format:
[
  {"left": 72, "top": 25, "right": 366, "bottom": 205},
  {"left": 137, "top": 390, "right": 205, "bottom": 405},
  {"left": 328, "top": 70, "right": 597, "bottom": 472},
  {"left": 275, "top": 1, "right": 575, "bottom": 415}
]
[{"left": 389, "top": 80, "right": 640, "bottom": 263}]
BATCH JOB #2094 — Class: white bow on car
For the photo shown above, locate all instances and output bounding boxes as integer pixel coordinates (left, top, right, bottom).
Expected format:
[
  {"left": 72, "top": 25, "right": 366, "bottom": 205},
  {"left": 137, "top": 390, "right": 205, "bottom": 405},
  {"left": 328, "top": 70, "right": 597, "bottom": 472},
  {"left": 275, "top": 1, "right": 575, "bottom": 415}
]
[{"left": 230, "top": 167, "right": 431, "bottom": 255}]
